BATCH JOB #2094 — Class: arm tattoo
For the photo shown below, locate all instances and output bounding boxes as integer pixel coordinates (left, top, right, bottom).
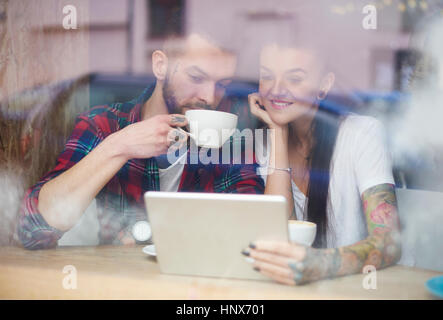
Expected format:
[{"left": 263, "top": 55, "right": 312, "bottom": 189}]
[
  {"left": 290, "top": 184, "right": 402, "bottom": 283},
  {"left": 334, "top": 184, "right": 401, "bottom": 276},
  {"left": 288, "top": 247, "right": 340, "bottom": 284}
]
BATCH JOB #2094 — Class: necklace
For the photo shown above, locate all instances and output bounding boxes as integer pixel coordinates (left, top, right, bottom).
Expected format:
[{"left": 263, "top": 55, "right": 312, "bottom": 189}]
[
  {"left": 289, "top": 147, "right": 311, "bottom": 182},
  {"left": 294, "top": 148, "right": 311, "bottom": 160}
]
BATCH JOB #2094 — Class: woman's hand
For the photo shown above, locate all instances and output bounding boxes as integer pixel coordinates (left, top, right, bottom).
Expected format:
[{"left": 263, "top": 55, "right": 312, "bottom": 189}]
[
  {"left": 243, "top": 240, "right": 339, "bottom": 285},
  {"left": 244, "top": 185, "right": 403, "bottom": 285},
  {"left": 248, "top": 93, "right": 284, "bottom": 130}
]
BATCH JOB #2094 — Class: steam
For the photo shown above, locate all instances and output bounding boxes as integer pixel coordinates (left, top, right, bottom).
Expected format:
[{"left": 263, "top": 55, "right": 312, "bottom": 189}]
[
  {"left": 391, "top": 87, "right": 443, "bottom": 174},
  {"left": 383, "top": 16, "right": 443, "bottom": 271},
  {"left": 390, "top": 17, "right": 443, "bottom": 175}
]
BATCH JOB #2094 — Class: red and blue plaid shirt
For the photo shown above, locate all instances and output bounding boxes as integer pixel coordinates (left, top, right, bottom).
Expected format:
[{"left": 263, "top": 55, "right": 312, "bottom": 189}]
[{"left": 17, "top": 86, "right": 264, "bottom": 249}]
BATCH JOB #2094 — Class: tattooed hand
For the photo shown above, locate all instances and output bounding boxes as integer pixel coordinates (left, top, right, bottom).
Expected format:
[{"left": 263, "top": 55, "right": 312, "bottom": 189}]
[
  {"left": 243, "top": 241, "right": 340, "bottom": 285},
  {"left": 242, "top": 184, "right": 402, "bottom": 286}
]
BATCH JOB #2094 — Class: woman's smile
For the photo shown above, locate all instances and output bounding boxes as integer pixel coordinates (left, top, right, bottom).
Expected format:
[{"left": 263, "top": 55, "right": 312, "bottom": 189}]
[{"left": 269, "top": 99, "right": 294, "bottom": 110}]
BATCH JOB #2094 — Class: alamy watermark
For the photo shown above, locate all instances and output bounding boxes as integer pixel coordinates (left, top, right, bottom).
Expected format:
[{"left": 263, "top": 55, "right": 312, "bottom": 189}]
[
  {"left": 362, "top": 5, "right": 377, "bottom": 30},
  {"left": 362, "top": 265, "right": 377, "bottom": 290},
  {"left": 166, "top": 126, "right": 276, "bottom": 175},
  {"left": 62, "top": 265, "right": 77, "bottom": 290},
  {"left": 62, "top": 5, "right": 77, "bottom": 30}
]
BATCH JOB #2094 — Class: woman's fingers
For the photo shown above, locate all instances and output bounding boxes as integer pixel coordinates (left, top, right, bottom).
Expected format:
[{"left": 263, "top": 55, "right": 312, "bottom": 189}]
[
  {"left": 244, "top": 241, "right": 307, "bottom": 286},
  {"left": 248, "top": 93, "right": 277, "bottom": 127},
  {"left": 248, "top": 93, "right": 262, "bottom": 107},
  {"left": 248, "top": 248, "right": 291, "bottom": 268},
  {"left": 248, "top": 94, "right": 264, "bottom": 114},
  {"left": 244, "top": 241, "right": 327, "bottom": 285},
  {"left": 248, "top": 94, "right": 267, "bottom": 118},
  {"left": 253, "top": 261, "right": 296, "bottom": 286},
  {"left": 251, "top": 240, "right": 307, "bottom": 260}
]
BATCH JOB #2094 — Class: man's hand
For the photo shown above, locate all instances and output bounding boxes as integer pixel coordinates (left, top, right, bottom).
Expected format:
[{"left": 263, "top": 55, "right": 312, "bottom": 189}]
[{"left": 111, "top": 114, "right": 189, "bottom": 161}]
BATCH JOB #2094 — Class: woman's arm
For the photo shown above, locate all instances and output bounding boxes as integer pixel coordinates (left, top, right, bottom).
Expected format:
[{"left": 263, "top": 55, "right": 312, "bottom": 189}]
[
  {"left": 264, "top": 127, "right": 295, "bottom": 217},
  {"left": 249, "top": 93, "right": 294, "bottom": 217},
  {"left": 334, "top": 183, "right": 401, "bottom": 275},
  {"left": 244, "top": 183, "right": 402, "bottom": 285}
]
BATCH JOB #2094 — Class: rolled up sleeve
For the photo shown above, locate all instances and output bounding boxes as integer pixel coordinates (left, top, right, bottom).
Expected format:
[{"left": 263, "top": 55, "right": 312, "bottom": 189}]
[{"left": 17, "top": 114, "right": 103, "bottom": 249}]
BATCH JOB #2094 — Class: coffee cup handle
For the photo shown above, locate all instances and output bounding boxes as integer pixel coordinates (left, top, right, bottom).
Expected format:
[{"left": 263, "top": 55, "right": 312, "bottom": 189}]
[{"left": 176, "top": 127, "right": 196, "bottom": 140}]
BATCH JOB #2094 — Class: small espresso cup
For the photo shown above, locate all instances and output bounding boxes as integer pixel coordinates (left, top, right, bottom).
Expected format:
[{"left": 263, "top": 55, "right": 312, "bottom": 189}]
[
  {"left": 288, "top": 220, "right": 317, "bottom": 246},
  {"left": 185, "top": 110, "right": 238, "bottom": 148}
]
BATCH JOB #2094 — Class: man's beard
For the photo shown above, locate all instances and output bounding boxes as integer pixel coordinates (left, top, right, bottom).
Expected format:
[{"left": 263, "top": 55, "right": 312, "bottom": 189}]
[
  {"left": 162, "top": 74, "right": 181, "bottom": 114},
  {"left": 162, "top": 73, "right": 212, "bottom": 114}
]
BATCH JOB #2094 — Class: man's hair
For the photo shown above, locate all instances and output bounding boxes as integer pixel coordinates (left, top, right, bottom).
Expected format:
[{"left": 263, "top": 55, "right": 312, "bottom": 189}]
[
  {"left": 161, "top": 14, "right": 238, "bottom": 58},
  {"left": 251, "top": 13, "right": 343, "bottom": 78}
]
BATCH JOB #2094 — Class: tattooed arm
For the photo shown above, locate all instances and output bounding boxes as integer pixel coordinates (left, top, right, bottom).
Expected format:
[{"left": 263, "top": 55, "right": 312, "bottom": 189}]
[
  {"left": 244, "top": 183, "right": 402, "bottom": 285},
  {"left": 334, "top": 183, "right": 402, "bottom": 276}
]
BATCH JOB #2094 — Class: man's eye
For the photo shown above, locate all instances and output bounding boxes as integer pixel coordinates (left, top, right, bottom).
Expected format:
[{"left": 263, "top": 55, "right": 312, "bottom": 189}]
[
  {"left": 287, "top": 77, "right": 303, "bottom": 84},
  {"left": 189, "top": 75, "right": 203, "bottom": 83},
  {"left": 260, "top": 72, "right": 274, "bottom": 81}
]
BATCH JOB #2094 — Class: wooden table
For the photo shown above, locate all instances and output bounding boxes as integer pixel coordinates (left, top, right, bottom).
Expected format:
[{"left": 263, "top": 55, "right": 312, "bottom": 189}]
[{"left": 0, "top": 245, "right": 441, "bottom": 299}]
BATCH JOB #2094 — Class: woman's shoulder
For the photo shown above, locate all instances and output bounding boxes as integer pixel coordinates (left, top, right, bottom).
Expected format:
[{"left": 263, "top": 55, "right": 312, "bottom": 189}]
[
  {"left": 333, "top": 114, "right": 388, "bottom": 160},
  {"left": 338, "top": 114, "right": 386, "bottom": 139},
  {"left": 340, "top": 113, "right": 383, "bottom": 130}
]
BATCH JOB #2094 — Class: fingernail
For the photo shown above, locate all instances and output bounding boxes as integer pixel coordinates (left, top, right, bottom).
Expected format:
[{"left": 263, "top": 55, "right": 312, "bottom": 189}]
[
  {"left": 296, "top": 262, "right": 305, "bottom": 271},
  {"left": 244, "top": 257, "right": 255, "bottom": 264},
  {"left": 294, "top": 272, "right": 303, "bottom": 281},
  {"left": 241, "top": 249, "right": 250, "bottom": 256},
  {"left": 172, "top": 115, "right": 186, "bottom": 123},
  {"left": 253, "top": 266, "right": 260, "bottom": 272},
  {"left": 249, "top": 242, "right": 256, "bottom": 249}
]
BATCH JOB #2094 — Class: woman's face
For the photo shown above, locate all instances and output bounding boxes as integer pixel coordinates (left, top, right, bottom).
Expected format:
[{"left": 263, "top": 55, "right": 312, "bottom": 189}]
[{"left": 258, "top": 44, "right": 329, "bottom": 126}]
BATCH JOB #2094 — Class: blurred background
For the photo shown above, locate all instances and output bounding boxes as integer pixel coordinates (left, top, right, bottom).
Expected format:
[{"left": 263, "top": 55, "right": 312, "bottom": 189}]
[
  {"left": 1, "top": 0, "right": 443, "bottom": 271},
  {"left": 1, "top": 0, "right": 435, "bottom": 94}
]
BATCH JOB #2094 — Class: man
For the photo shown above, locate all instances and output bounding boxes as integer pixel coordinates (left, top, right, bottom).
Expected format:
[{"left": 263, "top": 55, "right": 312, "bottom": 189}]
[{"left": 18, "top": 32, "right": 264, "bottom": 249}]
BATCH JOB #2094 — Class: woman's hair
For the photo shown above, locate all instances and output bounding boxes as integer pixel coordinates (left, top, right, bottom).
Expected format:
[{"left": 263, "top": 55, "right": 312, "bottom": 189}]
[
  {"left": 255, "top": 22, "right": 348, "bottom": 248},
  {"left": 0, "top": 74, "right": 91, "bottom": 189},
  {"left": 304, "top": 99, "right": 345, "bottom": 248},
  {"left": 255, "top": 45, "right": 346, "bottom": 247}
]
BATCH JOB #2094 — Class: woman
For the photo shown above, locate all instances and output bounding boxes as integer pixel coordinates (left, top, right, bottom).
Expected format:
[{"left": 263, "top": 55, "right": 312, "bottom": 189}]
[{"left": 242, "top": 41, "right": 402, "bottom": 285}]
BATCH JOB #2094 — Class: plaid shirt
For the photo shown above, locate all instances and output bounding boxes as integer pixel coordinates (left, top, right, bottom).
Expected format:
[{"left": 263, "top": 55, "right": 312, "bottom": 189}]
[{"left": 17, "top": 85, "right": 264, "bottom": 249}]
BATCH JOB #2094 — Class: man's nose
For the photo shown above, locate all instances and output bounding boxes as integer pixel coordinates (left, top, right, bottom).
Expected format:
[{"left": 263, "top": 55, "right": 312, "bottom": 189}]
[{"left": 198, "top": 83, "right": 216, "bottom": 108}]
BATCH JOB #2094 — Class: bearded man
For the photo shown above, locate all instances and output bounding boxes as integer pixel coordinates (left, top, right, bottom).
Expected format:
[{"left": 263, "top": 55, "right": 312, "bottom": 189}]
[{"left": 18, "top": 32, "right": 264, "bottom": 249}]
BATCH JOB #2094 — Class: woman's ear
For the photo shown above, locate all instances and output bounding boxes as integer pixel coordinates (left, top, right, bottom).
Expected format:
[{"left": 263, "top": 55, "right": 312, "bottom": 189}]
[
  {"left": 152, "top": 50, "right": 168, "bottom": 81},
  {"left": 318, "top": 72, "right": 335, "bottom": 100}
]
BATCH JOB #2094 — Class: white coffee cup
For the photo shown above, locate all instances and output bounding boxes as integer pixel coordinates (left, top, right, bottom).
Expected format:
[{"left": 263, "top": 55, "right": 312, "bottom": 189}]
[
  {"left": 185, "top": 110, "right": 238, "bottom": 148},
  {"left": 288, "top": 220, "right": 317, "bottom": 246}
]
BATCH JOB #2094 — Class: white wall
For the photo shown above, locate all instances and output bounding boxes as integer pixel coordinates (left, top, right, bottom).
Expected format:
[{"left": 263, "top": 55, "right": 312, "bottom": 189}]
[
  {"left": 132, "top": 0, "right": 410, "bottom": 91},
  {"left": 2, "top": 0, "right": 411, "bottom": 97}
]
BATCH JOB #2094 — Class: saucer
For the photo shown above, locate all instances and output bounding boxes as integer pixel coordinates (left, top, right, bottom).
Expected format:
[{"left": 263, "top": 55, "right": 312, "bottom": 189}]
[
  {"left": 142, "top": 244, "right": 157, "bottom": 257},
  {"left": 426, "top": 275, "right": 443, "bottom": 299}
]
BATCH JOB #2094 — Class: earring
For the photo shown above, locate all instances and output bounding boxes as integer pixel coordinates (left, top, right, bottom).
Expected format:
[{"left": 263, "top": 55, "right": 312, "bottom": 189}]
[{"left": 317, "top": 90, "right": 327, "bottom": 100}]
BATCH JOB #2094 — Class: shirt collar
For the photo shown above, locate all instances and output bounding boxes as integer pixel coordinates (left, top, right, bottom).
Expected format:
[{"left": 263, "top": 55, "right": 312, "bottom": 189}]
[{"left": 129, "top": 84, "right": 155, "bottom": 124}]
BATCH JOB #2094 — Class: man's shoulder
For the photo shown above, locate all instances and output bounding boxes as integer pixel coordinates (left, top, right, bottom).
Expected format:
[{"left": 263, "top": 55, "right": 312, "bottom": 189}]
[
  {"left": 77, "top": 85, "right": 154, "bottom": 132},
  {"left": 77, "top": 100, "right": 140, "bottom": 134}
]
